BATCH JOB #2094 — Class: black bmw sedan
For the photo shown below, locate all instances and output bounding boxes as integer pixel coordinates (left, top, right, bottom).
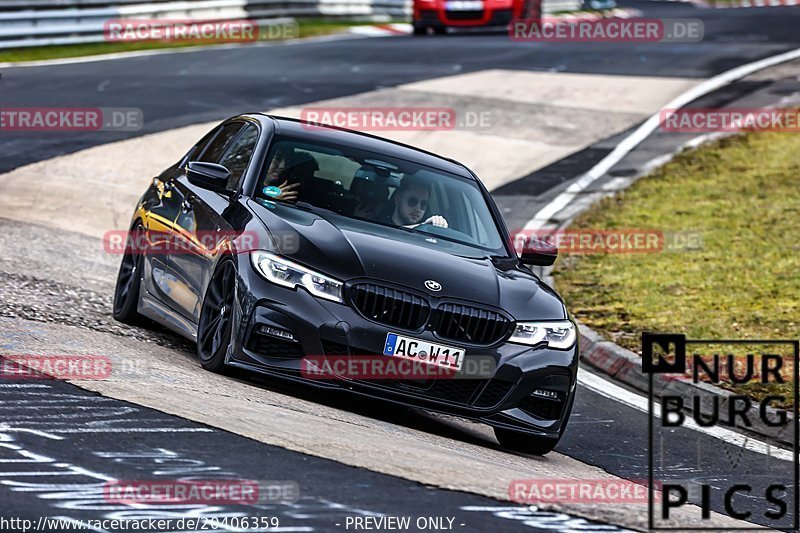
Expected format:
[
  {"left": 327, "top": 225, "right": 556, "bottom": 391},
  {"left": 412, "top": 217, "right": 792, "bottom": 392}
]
[{"left": 113, "top": 113, "right": 579, "bottom": 455}]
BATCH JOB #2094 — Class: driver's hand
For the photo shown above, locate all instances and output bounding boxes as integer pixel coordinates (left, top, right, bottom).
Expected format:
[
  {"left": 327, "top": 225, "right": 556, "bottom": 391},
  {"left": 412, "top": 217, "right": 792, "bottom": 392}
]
[
  {"left": 274, "top": 180, "right": 300, "bottom": 202},
  {"left": 423, "top": 215, "right": 448, "bottom": 228}
]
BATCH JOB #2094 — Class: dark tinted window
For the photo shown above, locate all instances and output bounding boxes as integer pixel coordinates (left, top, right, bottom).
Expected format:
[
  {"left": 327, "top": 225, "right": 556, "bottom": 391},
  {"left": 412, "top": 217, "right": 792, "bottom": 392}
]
[
  {"left": 219, "top": 123, "right": 259, "bottom": 190},
  {"left": 199, "top": 123, "right": 243, "bottom": 163},
  {"left": 182, "top": 127, "right": 219, "bottom": 165},
  {"left": 255, "top": 137, "right": 506, "bottom": 256}
]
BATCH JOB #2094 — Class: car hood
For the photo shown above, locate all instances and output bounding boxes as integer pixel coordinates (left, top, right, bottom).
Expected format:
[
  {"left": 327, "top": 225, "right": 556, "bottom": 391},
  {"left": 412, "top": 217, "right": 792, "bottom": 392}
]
[{"left": 248, "top": 200, "right": 567, "bottom": 320}]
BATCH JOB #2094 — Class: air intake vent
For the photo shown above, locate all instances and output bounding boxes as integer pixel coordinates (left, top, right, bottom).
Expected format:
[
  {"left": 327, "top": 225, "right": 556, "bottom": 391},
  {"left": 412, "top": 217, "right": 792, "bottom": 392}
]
[
  {"left": 474, "top": 378, "right": 515, "bottom": 408},
  {"left": 518, "top": 374, "right": 571, "bottom": 421}
]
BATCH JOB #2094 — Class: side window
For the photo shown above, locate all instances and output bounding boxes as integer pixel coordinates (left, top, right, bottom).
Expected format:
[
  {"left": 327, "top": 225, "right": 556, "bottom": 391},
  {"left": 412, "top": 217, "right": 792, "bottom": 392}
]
[
  {"left": 218, "top": 124, "right": 259, "bottom": 190},
  {"left": 181, "top": 127, "right": 220, "bottom": 166},
  {"left": 199, "top": 123, "right": 243, "bottom": 164}
]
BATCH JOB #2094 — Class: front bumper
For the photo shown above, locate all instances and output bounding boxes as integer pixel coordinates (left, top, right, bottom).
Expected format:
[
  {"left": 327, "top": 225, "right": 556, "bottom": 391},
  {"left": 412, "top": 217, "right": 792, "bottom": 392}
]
[
  {"left": 414, "top": 7, "right": 515, "bottom": 28},
  {"left": 228, "top": 255, "right": 579, "bottom": 438}
]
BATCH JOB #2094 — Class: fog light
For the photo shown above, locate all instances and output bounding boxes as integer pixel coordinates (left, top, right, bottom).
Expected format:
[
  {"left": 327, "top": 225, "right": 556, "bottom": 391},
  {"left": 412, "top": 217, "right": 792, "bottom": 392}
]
[
  {"left": 258, "top": 325, "right": 295, "bottom": 341},
  {"left": 531, "top": 389, "right": 560, "bottom": 401}
]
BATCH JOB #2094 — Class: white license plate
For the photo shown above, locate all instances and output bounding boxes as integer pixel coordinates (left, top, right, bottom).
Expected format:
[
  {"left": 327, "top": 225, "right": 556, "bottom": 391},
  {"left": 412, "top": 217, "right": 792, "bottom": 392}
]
[
  {"left": 445, "top": 0, "right": 483, "bottom": 9},
  {"left": 383, "top": 333, "right": 464, "bottom": 372}
]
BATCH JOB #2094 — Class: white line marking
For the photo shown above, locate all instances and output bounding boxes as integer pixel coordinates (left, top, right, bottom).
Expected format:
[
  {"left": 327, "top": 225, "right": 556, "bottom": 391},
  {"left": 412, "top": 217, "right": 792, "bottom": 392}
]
[
  {"left": 0, "top": 470, "right": 89, "bottom": 476},
  {"left": 524, "top": 46, "right": 800, "bottom": 229},
  {"left": 0, "top": 384, "right": 51, "bottom": 388},
  {"left": 578, "top": 369, "right": 794, "bottom": 462},
  {"left": 2, "top": 419, "right": 177, "bottom": 426},
  {"left": 0, "top": 426, "right": 64, "bottom": 440},
  {"left": 0, "top": 446, "right": 54, "bottom": 464}
]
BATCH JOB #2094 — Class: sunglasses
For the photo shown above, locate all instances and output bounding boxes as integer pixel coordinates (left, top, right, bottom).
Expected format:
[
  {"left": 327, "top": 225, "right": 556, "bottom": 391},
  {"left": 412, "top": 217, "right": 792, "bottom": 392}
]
[{"left": 405, "top": 196, "right": 428, "bottom": 210}]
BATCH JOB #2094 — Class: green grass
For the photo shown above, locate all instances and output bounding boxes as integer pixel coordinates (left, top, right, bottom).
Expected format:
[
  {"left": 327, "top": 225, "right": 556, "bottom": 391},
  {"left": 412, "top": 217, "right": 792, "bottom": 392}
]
[
  {"left": 0, "top": 19, "right": 386, "bottom": 63},
  {"left": 553, "top": 129, "right": 800, "bottom": 404}
]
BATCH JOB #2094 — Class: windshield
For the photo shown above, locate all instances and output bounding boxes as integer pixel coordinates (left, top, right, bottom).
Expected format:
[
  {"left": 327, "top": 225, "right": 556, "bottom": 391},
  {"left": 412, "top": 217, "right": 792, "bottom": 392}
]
[{"left": 254, "top": 136, "right": 508, "bottom": 256}]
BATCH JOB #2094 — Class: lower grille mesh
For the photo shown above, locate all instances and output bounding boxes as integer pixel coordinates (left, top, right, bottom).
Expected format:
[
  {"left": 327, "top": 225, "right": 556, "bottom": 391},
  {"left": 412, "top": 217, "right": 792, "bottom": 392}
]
[{"left": 321, "top": 343, "right": 514, "bottom": 408}]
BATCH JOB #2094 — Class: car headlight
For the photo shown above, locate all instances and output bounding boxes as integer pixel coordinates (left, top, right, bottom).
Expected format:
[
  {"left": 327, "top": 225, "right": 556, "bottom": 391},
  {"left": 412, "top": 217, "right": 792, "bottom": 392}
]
[
  {"left": 508, "top": 320, "right": 576, "bottom": 349},
  {"left": 250, "top": 251, "right": 344, "bottom": 303}
]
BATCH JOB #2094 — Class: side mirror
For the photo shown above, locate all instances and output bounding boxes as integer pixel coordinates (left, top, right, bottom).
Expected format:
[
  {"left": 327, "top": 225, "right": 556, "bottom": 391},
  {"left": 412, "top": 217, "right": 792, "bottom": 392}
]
[
  {"left": 186, "top": 161, "right": 230, "bottom": 191},
  {"left": 518, "top": 237, "right": 558, "bottom": 267}
]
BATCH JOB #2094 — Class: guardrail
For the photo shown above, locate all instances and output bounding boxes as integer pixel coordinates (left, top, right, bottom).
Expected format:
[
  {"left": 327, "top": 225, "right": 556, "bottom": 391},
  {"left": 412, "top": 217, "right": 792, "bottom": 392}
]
[{"left": 0, "top": 0, "right": 583, "bottom": 49}]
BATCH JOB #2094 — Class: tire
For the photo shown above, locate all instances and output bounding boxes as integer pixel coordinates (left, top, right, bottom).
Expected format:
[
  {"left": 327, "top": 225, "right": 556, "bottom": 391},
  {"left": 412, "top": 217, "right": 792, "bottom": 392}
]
[
  {"left": 412, "top": 23, "right": 427, "bottom": 35},
  {"left": 197, "top": 259, "right": 236, "bottom": 373},
  {"left": 112, "top": 222, "right": 147, "bottom": 325},
  {"left": 433, "top": 27, "right": 447, "bottom": 35}
]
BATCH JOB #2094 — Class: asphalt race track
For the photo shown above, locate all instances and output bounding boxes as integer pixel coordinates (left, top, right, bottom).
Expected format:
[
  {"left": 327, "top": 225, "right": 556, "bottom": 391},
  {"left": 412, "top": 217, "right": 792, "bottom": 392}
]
[
  {"left": 0, "top": 377, "right": 630, "bottom": 533},
  {"left": 1, "top": 0, "right": 800, "bottom": 531},
  {"left": 3, "top": 0, "right": 800, "bottom": 174}
]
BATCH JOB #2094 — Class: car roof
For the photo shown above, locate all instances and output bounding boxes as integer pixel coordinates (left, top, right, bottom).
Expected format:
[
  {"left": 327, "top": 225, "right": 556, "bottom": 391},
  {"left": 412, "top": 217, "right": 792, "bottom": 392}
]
[{"left": 248, "top": 114, "right": 475, "bottom": 179}]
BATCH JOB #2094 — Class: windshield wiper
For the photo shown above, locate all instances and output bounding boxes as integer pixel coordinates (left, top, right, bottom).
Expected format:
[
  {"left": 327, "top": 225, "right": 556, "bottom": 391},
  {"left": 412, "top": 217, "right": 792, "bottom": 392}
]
[{"left": 294, "top": 201, "right": 316, "bottom": 211}]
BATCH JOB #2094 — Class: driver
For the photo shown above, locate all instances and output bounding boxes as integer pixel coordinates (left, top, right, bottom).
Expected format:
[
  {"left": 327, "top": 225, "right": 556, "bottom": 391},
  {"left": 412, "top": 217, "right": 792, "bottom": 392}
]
[{"left": 386, "top": 177, "right": 448, "bottom": 229}]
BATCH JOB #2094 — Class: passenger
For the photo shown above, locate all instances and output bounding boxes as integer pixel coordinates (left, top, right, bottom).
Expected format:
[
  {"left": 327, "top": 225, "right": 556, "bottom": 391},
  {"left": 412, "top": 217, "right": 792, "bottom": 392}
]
[
  {"left": 353, "top": 183, "right": 389, "bottom": 220},
  {"left": 266, "top": 145, "right": 290, "bottom": 183},
  {"left": 351, "top": 167, "right": 390, "bottom": 220},
  {"left": 263, "top": 147, "right": 318, "bottom": 203},
  {"left": 287, "top": 152, "right": 319, "bottom": 192},
  {"left": 385, "top": 177, "right": 448, "bottom": 229}
]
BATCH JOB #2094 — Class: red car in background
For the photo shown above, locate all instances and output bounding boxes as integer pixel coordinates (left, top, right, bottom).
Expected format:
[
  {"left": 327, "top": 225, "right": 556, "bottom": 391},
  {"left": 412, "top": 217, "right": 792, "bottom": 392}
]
[{"left": 412, "top": 0, "right": 540, "bottom": 34}]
